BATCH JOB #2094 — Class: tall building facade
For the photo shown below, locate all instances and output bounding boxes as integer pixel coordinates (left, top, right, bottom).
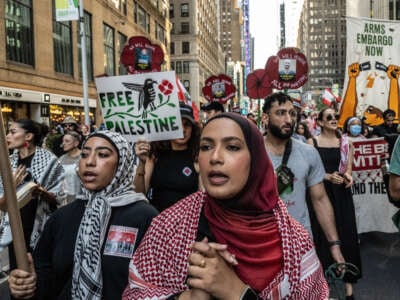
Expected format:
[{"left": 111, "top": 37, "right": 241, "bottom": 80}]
[
  {"left": 299, "top": 0, "right": 399, "bottom": 97},
  {"left": 298, "top": 0, "right": 346, "bottom": 92},
  {"left": 220, "top": 0, "right": 242, "bottom": 63},
  {"left": 281, "top": 0, "right": 305, "bottom": 48},
  {"left": 169, "top": 0, "right": 225, "bottom": 105},
  {"left": 0, "top": 0, "right": 170, "bottom": 127},
  {"left": 220, "top": 0, "right": 246, "bottom": 111},
  {"left": 347, "top": 0, "right": 400, "bottom": 19}
]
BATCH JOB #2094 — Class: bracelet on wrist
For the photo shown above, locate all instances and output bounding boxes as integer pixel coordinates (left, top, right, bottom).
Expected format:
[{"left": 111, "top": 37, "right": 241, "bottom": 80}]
[
  {"left": 328, "top": 240, "right": 341, "bottom": 247},
  {"left": 136, "top": 172, "right": 145, "bottom": 176}
]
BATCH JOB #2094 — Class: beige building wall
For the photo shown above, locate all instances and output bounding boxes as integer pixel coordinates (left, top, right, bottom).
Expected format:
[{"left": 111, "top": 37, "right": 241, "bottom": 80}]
[{"left": 0, "top": 0, "right": 170, "bottom": 126}]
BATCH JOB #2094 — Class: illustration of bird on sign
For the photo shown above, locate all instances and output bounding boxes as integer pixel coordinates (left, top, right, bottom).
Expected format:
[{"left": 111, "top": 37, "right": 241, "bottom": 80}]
[
  {"left": 122, "top": 79, "right": 158, "bottom": 119},
  {"left": 120, "top": 78, "right": 176, "bottom": 119}
]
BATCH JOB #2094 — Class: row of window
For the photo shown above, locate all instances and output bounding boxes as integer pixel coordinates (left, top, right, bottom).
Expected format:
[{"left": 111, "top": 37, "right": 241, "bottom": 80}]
[
  {"left": 171, "top": 61, "right": 190, "bottom": 74},
  {"left": 169, "top": 3, "right": 189, "bottom": 18},
  {"left": 134, "top": 2, "right": 166, "bottom": 44},
  {"left": 170, "top": 41, "right": 190, "bottom": 55},
  {"left": 5, "top": 0, "right": 131, "bottom": 79},
  {"left": 171, "top": 22, "right": 190, "bottom": 34}
]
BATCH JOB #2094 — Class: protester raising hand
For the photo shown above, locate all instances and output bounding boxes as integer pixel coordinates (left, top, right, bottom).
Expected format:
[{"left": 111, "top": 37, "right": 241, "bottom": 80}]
[{"left": 133, "top": 102, "right": 201, "bottom": 211}]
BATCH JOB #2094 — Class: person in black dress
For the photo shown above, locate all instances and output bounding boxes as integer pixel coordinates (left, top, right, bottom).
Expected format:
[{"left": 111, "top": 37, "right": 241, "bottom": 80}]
[
  {"left": 311, "top": 108, "right": 362, "bottom": 300},
  {"left": 134, "top": 102, "right": 201, "bottom": 212}
]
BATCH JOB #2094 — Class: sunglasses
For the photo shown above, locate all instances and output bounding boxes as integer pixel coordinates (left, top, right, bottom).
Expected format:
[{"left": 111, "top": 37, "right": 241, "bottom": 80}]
[
  {"left": 63, "top": 123, "right": 75, "bottom": 128},
  {"left": 325, "top": 114, "right": 339, "bottom": 121}
]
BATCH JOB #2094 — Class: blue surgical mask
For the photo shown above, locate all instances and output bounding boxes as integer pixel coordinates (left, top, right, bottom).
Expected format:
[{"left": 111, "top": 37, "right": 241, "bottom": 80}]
[{"left": 349, "top": 124, "right": 362, "bottom": 136}]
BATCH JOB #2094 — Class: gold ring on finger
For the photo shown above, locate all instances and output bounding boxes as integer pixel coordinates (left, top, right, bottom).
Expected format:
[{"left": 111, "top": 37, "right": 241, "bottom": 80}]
[{"left": 199, "top": 259, "right": 206, "bottom": 268}]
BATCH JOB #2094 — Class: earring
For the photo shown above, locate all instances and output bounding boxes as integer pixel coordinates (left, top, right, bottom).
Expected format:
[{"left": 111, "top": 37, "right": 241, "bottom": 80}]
[{"left": 24, "top": 142, "right": 29, "bottom": 148}]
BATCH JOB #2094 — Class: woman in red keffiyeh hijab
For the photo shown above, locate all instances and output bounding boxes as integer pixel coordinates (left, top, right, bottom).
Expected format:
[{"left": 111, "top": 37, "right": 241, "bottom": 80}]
[{"left": 123, "top": 113, "right": 328, "bottom": 300}]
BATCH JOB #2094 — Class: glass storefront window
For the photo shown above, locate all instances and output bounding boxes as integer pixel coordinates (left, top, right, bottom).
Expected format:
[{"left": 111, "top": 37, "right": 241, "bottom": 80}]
[{"left": 49, "top": 104, "right": 95, "bottom": 126}]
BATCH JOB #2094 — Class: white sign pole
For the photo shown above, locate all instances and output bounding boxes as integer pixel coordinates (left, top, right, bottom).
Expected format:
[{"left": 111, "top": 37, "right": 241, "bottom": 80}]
[{"left": 79, "top": 0, "right": 90, "bottom": 128}]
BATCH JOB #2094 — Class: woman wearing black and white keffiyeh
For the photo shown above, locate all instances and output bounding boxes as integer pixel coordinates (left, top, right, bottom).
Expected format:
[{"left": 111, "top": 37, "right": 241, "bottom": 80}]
[
  {"left": 8, "top": 130, "right": 158, "bottom": 300},
  {"left": 0, "top": 119, "right": 64, "bottom": 271}
]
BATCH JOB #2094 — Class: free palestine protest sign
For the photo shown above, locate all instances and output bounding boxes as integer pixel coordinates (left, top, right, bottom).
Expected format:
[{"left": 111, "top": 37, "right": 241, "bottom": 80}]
[{"left": 95, "top": 71, "right": 183, "bottom": 142}]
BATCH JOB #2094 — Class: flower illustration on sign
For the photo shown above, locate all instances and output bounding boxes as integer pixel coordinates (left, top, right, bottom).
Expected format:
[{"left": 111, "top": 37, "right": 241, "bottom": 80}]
[
  {"left": 157, "top": 80, "right": 176, "bottom": 113},
  {"left": 158, "top": 80, "right": 174, "bottom": 96}
]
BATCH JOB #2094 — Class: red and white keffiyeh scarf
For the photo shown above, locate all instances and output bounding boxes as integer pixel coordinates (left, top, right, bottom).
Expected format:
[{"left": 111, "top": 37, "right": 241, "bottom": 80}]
[{"left": 122, "top": 191, "right": 328, "bottom": 300}]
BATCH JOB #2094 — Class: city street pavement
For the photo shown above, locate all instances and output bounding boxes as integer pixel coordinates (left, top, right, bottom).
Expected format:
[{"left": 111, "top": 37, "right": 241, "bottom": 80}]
[
  {"left": 0, "top": 232, "right": 399, "bottom": 299},
  {"left": 353, "top": 232, "right": 400, "bottom": 299}
]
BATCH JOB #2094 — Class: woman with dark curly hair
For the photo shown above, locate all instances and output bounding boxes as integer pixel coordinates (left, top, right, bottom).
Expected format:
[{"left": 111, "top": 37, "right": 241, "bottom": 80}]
[
  {"left": 134, "top": 102, "right": 201, "bottom": 212},
  {"left": 295, "top": 121, "right": 314, "bottom": 144}
]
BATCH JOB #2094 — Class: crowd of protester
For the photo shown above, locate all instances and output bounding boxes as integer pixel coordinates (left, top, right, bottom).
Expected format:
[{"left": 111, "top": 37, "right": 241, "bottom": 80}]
[{"left": 0, "top": 93, "right": 398, "bottom": 299}]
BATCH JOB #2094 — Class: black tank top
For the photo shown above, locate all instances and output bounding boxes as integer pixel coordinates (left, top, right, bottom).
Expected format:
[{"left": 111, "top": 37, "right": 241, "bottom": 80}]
[{"left": 150, "top": 149, "right": 198, "bottom": 212}]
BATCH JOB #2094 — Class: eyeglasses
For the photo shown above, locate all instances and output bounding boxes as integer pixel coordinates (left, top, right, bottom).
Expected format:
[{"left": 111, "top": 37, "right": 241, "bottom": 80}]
[{"left": 325, "top": 114, "right": 339, "bottom": 121}]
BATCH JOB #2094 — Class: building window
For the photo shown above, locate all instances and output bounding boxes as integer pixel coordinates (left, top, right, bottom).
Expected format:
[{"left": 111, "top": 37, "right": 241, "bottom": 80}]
[
  {"left": 181, "top": 22, "right": 189, "bottom": 34},
  {"left": 104, "top": 23, "right": 115, "bottom": 76},
  {"left": 5, "top": 0, "right": 34, "bottom": 66},
  {"left": 175, "top": 61, "right": 182, "bottom": 73},
  {"left": 78, "top": 11, "right": 93, "bottom": 81},
  {"left": 118, "top": 32, "right": 127, "bottom": 75},
  {"left": 156, "top": 23, "right": 165, "bottom": 43},
  {"left": 53, "top": 3, "right": 73, "bottom": 75},
  {"left": 170, "top": 42, "right": 175, "bottom": 55},
  {"left": 170, "top": 61, "right": 175, "bottom": 70},
  {"left": 182, "top": 41, "right": 190, "bottom": 54},
  {"left": 136, "top": 4, "right": 149, "bottom": 32},
  {"left": 111, "top": 0, "right": 127, "bottom": 15},
  {"left": 169, "top": 3, "right": 174, "bottom": 18},
  {"left": 171, "top": 22, "right": 175, "bottom": 34},
  {"left": 137, "top": 6, "right": 146, "bottom": 29},
  {"left": 181, "top": 3, "right": 189, "bottom": 17},
  {"left": 134, "top": 1, "right": 137, "bottom": 23},
  {"left": 147, "top": 13, "right": 150, "bottom": 33},
  {"left": 183, "top": 61, "right": 190, "bottom": 73}
]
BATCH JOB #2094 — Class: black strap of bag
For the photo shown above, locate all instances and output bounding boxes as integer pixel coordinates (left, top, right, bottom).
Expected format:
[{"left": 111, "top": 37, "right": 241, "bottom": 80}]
[
  {"left": 281, "top": 139, "right": 292, "bottom": 166},
  {"left": 276, "top": 139, "right": 294, "bottom": 195}
]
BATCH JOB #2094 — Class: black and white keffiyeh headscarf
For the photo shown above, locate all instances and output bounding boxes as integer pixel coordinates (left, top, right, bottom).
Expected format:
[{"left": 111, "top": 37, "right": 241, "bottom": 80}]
[{"left": 71, "top": 130, "right": 147, "bottom": 299}]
